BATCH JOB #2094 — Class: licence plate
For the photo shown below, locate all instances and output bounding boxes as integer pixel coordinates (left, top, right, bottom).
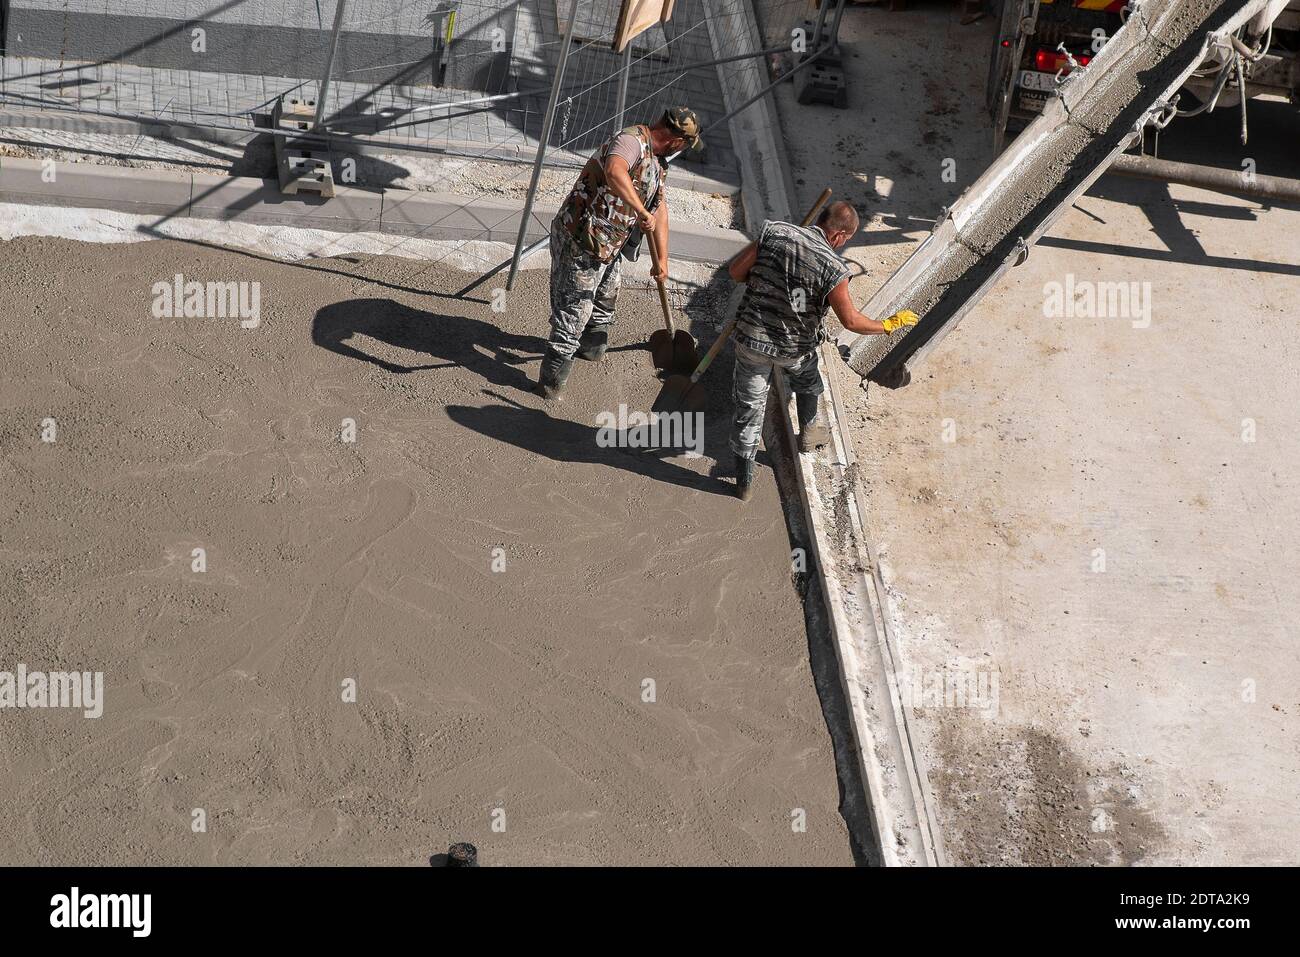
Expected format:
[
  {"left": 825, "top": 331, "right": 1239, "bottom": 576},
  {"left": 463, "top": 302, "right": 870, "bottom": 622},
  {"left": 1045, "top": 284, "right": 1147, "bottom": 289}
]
[
  {"left": 1019, "top": 70, "right": 1057, "bottom": 92},
  {"left": 1016, "top": 90, "right": 1048, "bottom": 114}
]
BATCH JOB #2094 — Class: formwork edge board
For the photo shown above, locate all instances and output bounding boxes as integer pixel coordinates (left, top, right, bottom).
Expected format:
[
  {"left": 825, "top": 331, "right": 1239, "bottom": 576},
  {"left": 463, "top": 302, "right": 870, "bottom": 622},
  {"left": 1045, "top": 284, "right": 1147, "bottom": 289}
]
[
  {"left": 773, "top": 372, "right": 938, "bottom": 867},
  {"left": 773, "top": 381, "right": 905, "bottom": 865},
  {"left": 818, "top": 356, "right": 949, "bottom": 866}
]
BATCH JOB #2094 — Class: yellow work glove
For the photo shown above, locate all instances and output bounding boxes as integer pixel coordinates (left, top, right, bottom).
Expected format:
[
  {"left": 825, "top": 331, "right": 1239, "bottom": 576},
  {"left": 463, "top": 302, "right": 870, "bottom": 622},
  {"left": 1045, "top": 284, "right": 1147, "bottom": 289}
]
[{"left": 882, "top": 309, "right": 920, "bottom": 334}]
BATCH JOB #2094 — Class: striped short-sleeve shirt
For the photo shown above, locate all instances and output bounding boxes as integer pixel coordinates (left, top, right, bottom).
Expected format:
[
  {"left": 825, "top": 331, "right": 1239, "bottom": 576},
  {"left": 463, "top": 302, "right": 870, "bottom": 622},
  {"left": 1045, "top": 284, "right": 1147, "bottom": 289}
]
[{"left": 734, "top": 221, "right": 851, "bottom": 360}]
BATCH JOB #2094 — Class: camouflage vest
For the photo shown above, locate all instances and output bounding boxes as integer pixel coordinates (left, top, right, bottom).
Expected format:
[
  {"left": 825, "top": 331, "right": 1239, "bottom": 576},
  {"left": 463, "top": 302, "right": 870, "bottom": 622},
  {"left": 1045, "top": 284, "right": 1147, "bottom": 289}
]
[{"left": 557, "top": 124, "right": 663, "bottom": 263}]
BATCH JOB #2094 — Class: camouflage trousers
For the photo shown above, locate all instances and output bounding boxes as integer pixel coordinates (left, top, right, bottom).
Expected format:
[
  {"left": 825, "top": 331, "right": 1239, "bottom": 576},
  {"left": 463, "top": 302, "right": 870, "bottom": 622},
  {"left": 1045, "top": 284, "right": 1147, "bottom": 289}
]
[
  {"left": 731, "top": 340, "right": 823, "bottom": 460},
  {"left": 547, "top": 220, "right": 622, "bottom": 359}
]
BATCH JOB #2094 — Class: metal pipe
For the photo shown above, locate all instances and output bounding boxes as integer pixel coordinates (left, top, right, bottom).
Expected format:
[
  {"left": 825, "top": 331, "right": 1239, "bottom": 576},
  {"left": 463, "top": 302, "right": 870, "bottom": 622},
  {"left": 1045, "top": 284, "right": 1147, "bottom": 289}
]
[
  {"left": 1108, "top": 152, "right": 1300, "bottom": 201},
  {"left": 828, "top": 0, "right": 849, "bottom": 49},
  {"left": 1236, "top": 51, "right": 1248, "bottom": 144},
  {"left": 505, "top": 1, "right": 579, "bottom": 290},
  {"left": 811, "top": 1, "right": 830, "bottom": 52},
  {"left": 313, "top": 0, "right": 349, "bottom": 130},
  {"left": 614, "top": 44, "right": 631, "bottom": 132},
  {"left": 632, "top": 45, "right": 793, "bottom": 82},
  {"left": 1176, "top": 60, "right": 1233, "bottom": 117}
]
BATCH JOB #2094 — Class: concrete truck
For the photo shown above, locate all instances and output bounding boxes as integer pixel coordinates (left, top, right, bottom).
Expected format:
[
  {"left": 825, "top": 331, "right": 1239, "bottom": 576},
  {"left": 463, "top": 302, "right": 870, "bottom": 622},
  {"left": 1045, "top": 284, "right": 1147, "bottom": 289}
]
[
  {"left": 841, "top": 0, "right": 1297, "bottom": 389},
  {"left": 987, "top": 0, "right": 1300, "bottom": 150}
]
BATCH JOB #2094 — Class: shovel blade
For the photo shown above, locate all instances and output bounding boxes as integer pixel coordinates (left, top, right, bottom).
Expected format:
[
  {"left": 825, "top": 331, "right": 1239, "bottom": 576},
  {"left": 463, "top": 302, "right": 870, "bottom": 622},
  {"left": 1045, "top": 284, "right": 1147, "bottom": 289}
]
[
  {"left": 651, "top": 374, "right": 708, "bottom": 415},
  {"left": 678, "top": 381, "right": 708, "bottom": 414},
  {"left": 648, "top": 329, "right": 675, "bottom": 370},
  {"left": 672, "top": 330, "right": 699, "bottom": 375},
  {"left": 651, "top": 374, "right": 692, "bottom": 414}
]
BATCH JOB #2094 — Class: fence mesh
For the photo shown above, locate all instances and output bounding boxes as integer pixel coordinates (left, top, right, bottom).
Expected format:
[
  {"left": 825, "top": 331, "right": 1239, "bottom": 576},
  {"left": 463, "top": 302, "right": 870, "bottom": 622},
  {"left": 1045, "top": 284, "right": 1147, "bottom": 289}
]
[
  {"left": 2, "top": 1, "right": 817, "bottom": 156},
  {"left": 1, "top": 0, "right": 825, "bottom": 277}
]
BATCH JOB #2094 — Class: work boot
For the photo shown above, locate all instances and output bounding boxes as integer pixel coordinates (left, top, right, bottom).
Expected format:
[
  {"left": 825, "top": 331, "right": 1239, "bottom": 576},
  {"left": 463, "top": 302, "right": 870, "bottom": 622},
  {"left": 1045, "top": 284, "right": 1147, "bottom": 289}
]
[
  {"left": 735, "top": 454, "right": 755, "bottom": 502},
  {"left": 534, "top": 347, "right": 575, "bottom": 401},
  {"left": 575, "top": 327, "right": 608, "bottom": 361},
  {"left": 796, "top": 392, "right": 830, "bottom": 453}
]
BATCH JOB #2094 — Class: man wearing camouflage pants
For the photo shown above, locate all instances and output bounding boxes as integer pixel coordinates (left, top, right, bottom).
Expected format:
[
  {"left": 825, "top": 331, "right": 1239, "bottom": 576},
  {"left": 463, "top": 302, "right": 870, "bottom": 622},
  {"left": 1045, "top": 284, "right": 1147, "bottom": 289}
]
[
  {"left": 726, "top": 200, "right": 918, "bottom": 500},
  {"left": 534, "top": 107, "right": 703, "bottom": 401}
]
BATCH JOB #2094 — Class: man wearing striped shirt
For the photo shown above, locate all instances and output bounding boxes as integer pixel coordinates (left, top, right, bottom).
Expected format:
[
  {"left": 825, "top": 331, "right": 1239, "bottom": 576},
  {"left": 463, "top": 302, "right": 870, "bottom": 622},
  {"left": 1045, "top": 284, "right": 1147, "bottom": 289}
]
[{"left": 726, "top": 200, "right": 917, "bottom": 500}]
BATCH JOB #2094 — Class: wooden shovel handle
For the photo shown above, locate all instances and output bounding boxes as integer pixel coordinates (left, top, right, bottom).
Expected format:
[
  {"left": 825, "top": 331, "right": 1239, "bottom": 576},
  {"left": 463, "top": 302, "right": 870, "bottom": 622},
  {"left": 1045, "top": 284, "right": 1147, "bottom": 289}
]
[
  {"left": 655, "top": 278, "right": 674, "bottom": 334},
  {"left": 690, "top": 315, "right": 737, "bottom": 383},
  {"left": 801, "top": 187, "right": 833, "bottom": 227},
  {"left": 644, "top": 224, "right": 675, "bottom": 334},
  {"left": 690, "top": 188, "right": 834, "bottom": 383}
]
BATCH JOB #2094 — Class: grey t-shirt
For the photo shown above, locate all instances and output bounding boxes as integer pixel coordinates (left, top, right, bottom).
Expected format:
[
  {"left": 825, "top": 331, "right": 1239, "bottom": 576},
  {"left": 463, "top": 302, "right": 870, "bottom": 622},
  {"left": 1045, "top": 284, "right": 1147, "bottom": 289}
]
[
  {"left": 734, "top": 221, "right": 851, "bottom": 359},
  {"left": 607, "top": 131, "right": 644, "bottom": 170}
]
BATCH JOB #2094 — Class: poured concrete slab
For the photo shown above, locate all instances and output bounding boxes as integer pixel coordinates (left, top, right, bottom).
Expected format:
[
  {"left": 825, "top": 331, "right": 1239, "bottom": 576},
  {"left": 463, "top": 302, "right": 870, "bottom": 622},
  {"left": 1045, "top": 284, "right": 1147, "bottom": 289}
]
[
  {"left": 0, "top": 158, "right": 749, "bottom": 264},
  {"left": 0, "top": 231, "right": 853, "bottom": 866},
  {"left": 186, "top": 175, "right": 386, "bottom": 232},
  {"left": 0, "top": 155, "right": 192, "bottom": 215}
]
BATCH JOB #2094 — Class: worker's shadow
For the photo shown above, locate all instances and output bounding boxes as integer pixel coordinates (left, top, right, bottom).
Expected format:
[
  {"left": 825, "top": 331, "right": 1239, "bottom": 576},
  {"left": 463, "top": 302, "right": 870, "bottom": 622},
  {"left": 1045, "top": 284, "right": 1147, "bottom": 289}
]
[
  {"left": 312, "top": 298, "right": 545, "bottom": 391},
  {"left": 675, "top": 265, "right": 736, "bottom": 344},
  {"left": 445, "top": 392, "right": 730, "bottom": 496}
]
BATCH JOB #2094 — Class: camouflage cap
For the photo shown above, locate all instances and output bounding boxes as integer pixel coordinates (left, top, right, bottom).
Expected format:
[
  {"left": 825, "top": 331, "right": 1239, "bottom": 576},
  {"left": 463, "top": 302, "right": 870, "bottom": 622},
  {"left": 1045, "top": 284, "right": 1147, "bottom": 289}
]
[{"left": 660, "top": 106, "right": 703, "bottom": 151}]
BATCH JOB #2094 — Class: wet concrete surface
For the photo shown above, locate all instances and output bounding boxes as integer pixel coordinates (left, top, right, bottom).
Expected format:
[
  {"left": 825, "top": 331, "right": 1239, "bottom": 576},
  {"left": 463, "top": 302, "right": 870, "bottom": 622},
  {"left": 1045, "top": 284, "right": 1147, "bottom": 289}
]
[{"left": 0, "top": 234, "right": 855, "bottom": 865}]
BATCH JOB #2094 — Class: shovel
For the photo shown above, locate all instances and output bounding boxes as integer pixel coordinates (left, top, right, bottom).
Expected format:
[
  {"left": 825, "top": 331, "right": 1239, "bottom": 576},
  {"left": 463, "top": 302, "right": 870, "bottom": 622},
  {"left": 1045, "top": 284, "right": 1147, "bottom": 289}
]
[
  {"left": 644, "top": 228, "right": 699, "bottom": 375},
  {"left": 650, "top": 312, "right": 736, "bottom": 415},
  {"left": 651, "top": 188, "right": 833, "bottom": 415}
]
